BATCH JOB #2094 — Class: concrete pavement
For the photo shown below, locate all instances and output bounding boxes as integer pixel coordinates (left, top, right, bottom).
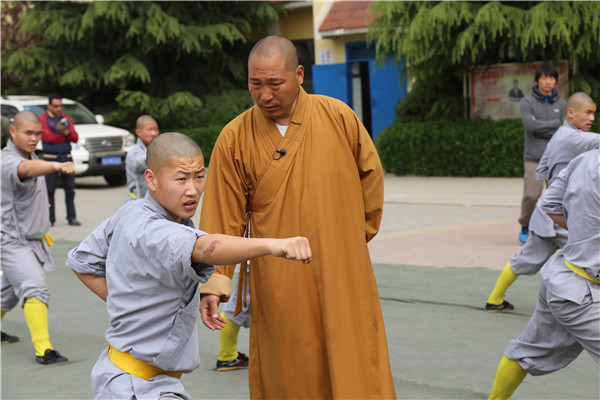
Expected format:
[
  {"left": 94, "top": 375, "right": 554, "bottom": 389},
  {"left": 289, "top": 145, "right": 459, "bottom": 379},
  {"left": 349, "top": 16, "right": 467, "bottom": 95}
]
[{"left": 1, "top": 174, "right": 598, "bottom": 399}]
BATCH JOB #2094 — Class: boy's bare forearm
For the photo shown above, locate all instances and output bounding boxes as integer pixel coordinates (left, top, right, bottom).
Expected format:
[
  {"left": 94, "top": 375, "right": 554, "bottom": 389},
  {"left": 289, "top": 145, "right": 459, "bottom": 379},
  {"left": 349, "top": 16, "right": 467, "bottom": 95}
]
[
  {"left": 17, "top": 160, "right": 75, "bottom": 179},
  {"left": 192, "top": 234, "right": 311, "bottom": 266},
  {"left": 193, "top": 235, "right": 274, "bottom": 265},
  {"left": 548, "top": 214, "right": 568, "bottom": 230},
  {"left": 73, "top": 271, "right": 108, "bottom": 302}
]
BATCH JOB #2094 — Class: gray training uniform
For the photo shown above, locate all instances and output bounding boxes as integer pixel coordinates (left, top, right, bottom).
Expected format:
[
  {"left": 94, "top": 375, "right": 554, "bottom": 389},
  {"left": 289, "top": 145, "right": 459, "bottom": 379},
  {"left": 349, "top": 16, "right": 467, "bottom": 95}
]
[
  {"left": 509, "top": 121, "right": 600, "bottom": 276},
  {"left": 125, "top": 139, "right": 149, "bottom": 202},
  {"left": 66, "top": 195, "right": 215, "bottom": 399},
  {"left": 1, "top": 140, "right": 54, "bottom": 310},
  {"left": 505, "top": 149, "right": 600, "bottom": 374}
]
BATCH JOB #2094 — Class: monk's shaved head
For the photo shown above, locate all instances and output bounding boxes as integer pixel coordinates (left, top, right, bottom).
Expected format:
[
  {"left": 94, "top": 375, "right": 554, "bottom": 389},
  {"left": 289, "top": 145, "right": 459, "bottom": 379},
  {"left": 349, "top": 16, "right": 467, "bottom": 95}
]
[
  {"left": 146, "top": 132, "right": 203, "bottom": 173},
  {"left": 13, "top": 110, "right": 41, "bottom": 128},
  {"left": 567, "top": 92, "right": 595, "bottom": 111},
  {"left": 249, "top": 35, "right": 298, "bottom": 71},
  {"left": 136, "top": 115, "right": 157, "bottom": 129}
]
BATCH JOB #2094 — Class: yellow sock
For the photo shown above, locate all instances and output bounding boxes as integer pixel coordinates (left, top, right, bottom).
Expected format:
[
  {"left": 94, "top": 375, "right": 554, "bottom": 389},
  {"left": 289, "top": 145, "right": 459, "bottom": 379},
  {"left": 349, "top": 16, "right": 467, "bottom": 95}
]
[
  {"left": 24, "top": 298, "right": 53, "bottom": 356},
  {"left": 487, "top": 263, "right": 519, "bottom": 305},
  {"left": 218, "top": 312, "right": 241, "bottom": 361},
  {"left": 488, "top": 356, "right": 527, "bottom": 399}
]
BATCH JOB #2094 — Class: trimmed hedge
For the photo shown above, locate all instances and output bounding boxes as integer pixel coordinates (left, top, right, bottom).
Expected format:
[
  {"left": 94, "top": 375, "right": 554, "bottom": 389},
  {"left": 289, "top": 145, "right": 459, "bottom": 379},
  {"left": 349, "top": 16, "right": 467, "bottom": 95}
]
[{"left": 375, "top": 119, "right": 525, "bottom": 177}]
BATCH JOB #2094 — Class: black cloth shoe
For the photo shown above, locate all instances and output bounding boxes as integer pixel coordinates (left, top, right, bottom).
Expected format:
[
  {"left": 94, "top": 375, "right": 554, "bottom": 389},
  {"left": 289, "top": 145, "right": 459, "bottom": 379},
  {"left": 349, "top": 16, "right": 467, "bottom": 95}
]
[
  {"left": 485, "top": 300, "right": 514, "bottom": 313},
  {"left": 68, "top": 219, "right": 81, "bottom": 226},
  {"left": 36, "top": 349, "right": 68, "bottom": 365},
  {"left": 1, "top": 331, "right": 19, "bottom": 344},
  {"left": 216, "top": 351, "right": 249, "bottom": 371}
]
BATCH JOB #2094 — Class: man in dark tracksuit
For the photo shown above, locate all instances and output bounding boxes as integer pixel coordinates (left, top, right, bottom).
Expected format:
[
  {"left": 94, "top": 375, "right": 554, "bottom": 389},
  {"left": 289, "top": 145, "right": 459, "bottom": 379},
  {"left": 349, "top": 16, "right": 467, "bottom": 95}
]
[
  {"left": 517, "top": 64, "right": 566, "bottom": 243},
  {"left": 40, "top": 94, "right": 81, "bottom": 226}
]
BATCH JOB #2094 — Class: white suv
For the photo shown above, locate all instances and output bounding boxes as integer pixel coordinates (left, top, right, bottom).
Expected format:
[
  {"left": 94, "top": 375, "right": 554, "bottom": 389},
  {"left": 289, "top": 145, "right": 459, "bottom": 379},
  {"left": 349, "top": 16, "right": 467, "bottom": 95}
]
[{"left": 1, "top": 95, "right": 135, "bottom": 186}]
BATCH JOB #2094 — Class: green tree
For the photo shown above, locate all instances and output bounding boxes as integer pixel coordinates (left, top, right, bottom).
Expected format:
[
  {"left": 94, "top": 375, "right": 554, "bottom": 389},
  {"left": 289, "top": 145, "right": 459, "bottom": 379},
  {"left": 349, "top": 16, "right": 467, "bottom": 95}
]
[
  {"left": 1, "top": 2, "right": 35, "bottom": 89},
  {"left": 367, "top": 1, "right": 600, "bottom": 121},
  {"left": 3, "top": 1, "right": 278, "bottom": 127}
]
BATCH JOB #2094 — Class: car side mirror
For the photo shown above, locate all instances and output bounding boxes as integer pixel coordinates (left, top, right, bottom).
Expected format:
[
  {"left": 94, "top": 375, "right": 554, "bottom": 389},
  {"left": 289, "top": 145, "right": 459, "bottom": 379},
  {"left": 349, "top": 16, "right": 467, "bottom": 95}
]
[{"left": 95, "top": 114, "right": 105, "bottom": 124}]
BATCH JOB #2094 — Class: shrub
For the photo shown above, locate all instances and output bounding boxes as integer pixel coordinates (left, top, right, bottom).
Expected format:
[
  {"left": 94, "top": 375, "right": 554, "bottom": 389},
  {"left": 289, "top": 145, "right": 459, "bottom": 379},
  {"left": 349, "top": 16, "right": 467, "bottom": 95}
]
[
  {"left": 167, "top": 89, "right": 255, "bottom": 166},
  {"left": 376, "top": 119, "right": 525, "bottom": 177}
]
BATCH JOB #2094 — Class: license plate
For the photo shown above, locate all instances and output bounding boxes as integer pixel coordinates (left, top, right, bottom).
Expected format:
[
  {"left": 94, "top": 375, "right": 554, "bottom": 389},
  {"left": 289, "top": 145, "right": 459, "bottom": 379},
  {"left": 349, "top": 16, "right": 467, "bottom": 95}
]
[{"left": 101, "top": 156, "right": 122, "bottom": 166}]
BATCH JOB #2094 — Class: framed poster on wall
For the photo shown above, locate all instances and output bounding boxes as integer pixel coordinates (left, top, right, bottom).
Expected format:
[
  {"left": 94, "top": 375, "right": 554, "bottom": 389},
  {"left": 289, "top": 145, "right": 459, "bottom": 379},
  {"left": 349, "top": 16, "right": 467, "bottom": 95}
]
[{"left": 470, "top": 61, "right": 568, "bottom": 120}]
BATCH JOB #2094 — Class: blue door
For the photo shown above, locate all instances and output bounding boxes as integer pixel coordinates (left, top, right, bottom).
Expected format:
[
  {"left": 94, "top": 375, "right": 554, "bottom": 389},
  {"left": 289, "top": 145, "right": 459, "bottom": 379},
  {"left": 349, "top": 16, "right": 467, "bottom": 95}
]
[
  {"left": 368, "top": 59, "right": 407, "bottom": 139},
  {"left": 311, "top": 63, "right": 352, "bottom": 105}
]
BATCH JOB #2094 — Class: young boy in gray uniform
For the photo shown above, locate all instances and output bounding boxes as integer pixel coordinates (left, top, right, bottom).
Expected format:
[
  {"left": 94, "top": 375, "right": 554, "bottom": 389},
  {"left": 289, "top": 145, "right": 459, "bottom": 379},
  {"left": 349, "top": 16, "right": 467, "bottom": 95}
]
[
  {"left": 1, "top": 110, "right": 74, "bottom": 364},
  {"left": 484, "top": 92, "right": 598, "bottom": 312},
  {"left": 488, "top": 148, "right": 600, "bottom": 399},
  {"left": 125, "top": 115, "right": 159, "bottom": 202},
  {"left": 66, "top": 132, "right": 312, "bottom": 399}
]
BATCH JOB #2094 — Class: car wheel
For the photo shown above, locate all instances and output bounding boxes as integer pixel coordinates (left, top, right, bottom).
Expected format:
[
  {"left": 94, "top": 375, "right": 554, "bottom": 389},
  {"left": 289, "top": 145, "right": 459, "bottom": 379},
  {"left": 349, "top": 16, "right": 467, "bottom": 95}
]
[{"left": 104, "top": 173, "right": 127, "bottom": 187}]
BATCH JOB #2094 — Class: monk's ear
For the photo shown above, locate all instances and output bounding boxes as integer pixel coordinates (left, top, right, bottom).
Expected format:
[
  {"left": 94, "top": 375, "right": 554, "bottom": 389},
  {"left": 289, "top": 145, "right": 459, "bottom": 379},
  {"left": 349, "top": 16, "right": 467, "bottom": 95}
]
[
  {"left": 296, "top": 65, "right": 304, "bottom": 86},
  {"left": 145, "top": 169, "right": 157, "bottom": 192}
]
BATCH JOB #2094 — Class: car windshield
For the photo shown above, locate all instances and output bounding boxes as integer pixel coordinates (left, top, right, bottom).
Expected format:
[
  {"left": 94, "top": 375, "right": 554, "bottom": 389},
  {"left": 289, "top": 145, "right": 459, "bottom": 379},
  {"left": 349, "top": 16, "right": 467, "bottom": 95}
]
[{"left": 24, "top": 103, "right": 97, "bottom": 125}]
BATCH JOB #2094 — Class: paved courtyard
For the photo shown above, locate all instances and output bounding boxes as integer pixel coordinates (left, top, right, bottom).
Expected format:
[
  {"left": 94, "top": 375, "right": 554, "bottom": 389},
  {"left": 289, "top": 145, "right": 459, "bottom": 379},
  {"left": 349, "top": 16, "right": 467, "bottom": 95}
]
[{"left": 1, "top": 175, "right": 598, "bottom": 399}]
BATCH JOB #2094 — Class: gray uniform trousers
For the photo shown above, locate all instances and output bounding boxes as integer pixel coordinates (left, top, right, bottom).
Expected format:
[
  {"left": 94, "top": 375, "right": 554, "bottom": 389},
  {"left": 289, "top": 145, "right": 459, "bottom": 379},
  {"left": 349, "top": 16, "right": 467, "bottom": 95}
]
[
  {"left": 222, "top": 263, "right": 250, "bottom": 328},
  {"left": 505, "top": 256, "right": 600, "bottom": 375},
  {"left": 510, "top": 227, "right": 567, "bottom": 275},
  {"left": 1, "top": 241, "right": 51, "bottom": 310}
]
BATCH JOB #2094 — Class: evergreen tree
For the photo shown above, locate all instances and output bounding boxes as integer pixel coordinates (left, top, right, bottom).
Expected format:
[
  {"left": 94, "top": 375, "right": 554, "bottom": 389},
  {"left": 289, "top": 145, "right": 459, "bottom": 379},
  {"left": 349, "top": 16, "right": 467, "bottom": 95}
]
[
  {"left": 2, "top": 1, "right": 278, "bottom": 127},
  {"left": 367, "top": 1, "right": 600, "bottom": 121}
]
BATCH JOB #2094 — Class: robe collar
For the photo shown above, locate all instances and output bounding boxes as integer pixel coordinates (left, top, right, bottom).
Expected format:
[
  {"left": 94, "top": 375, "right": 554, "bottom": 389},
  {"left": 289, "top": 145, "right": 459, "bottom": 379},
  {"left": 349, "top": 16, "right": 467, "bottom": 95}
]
[{"left": 252, "top": 87, "right": 309, "bottom": 148}]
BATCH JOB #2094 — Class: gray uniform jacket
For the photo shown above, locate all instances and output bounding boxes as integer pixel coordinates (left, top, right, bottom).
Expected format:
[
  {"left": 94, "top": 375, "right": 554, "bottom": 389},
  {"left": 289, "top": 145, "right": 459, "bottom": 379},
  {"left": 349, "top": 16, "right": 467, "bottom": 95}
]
[
  {"left": 540, "top": 149, "right": 600, "bottom": 304},
  {"left": 125, "top": 139, "right": 149, "bottom": 202},
  {"left": 520, "top": 88, "right": 566, "bottom": 162},
  {"left": 66, "top": 195, "right": 215, "bottom": 373},
  {"left": 530, "top": 121, "right": 600, "bottom": 238},
  {"left": 1, "top": 139, "right": 54, "bottom": 270},
  {"left": 536, "top": 120, "right": 600, "bottom": 184}
]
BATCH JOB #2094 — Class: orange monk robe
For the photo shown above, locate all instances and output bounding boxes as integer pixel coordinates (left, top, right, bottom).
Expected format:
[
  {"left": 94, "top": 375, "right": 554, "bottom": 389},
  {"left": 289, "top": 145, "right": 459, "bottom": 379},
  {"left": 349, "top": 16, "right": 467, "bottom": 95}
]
[{"left": 200, "top": 88, "right": 396, "bottom": 399}]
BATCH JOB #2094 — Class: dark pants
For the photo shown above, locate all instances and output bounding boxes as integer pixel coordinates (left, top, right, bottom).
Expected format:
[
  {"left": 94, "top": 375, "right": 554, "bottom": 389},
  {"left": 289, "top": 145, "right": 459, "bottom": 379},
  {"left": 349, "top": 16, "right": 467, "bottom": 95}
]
[{"left": 43, "top": 154, "right": 76, "bottom": 224}]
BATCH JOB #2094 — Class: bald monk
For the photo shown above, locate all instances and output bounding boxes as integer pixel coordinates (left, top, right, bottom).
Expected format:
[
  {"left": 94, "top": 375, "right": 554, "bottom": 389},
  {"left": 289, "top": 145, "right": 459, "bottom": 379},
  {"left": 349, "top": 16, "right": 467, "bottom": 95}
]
[
  {"left": 66, "top": 132, "right": 312, "bottom": 399},
  {"left": 2, "top": 110, "right": 74, "bottom": 364},
  {"left": 485, "top": 92, "right": 599, "bottom": 312},
  {"left": 199, "top": 36, "right": 396, "bottom": 399}
]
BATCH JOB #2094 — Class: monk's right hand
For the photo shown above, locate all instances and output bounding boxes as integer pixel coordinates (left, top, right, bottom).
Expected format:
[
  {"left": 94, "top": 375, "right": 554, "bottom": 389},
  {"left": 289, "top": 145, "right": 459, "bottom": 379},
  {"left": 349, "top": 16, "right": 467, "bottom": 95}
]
[{"left": 200, "top": 294, "right": 225, "bottom": 330}]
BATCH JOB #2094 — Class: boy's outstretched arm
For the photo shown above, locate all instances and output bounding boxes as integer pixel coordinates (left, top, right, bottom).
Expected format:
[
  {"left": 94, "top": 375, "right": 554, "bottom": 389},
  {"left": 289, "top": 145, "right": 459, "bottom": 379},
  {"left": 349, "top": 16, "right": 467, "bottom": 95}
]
[
  {"left": 192, "top": 234, "right": 312, "bottom": 266},
  {"left": 196, "top": 234, "right": 311, "bottom": 330},
  {"left": 17, "top": 159, "right": 75, "bottom": 179},
  {"left": 73, "top": 271, "right": 108, "bottom": 302}
]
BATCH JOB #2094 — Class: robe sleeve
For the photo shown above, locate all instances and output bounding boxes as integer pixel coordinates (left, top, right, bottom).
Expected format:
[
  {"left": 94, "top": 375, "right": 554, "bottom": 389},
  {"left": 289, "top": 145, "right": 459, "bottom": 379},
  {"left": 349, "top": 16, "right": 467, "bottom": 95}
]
[
  {"left": 343, "top": 108, "right": 384, "bottom": 243},
  {"left": 199, "top": 125, "right": 249, "bottom": 300}
]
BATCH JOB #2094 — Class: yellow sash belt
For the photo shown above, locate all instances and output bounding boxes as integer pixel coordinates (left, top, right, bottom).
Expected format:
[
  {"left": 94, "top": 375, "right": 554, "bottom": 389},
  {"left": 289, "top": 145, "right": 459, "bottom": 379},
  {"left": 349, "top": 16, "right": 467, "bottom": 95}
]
[
  {"left": 107, "top": 345, "right": 182, "bottom": 380},
  {"left": 37, "top": 234, "right": 54, "bottom": 247},
  {"left": 564, "top": 259, "right": 600, "bottom": 284}
]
